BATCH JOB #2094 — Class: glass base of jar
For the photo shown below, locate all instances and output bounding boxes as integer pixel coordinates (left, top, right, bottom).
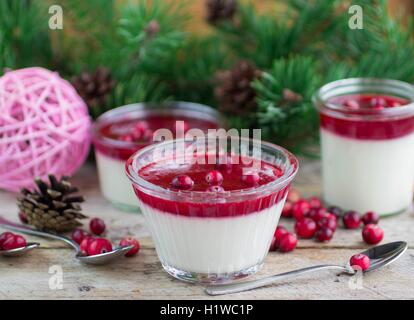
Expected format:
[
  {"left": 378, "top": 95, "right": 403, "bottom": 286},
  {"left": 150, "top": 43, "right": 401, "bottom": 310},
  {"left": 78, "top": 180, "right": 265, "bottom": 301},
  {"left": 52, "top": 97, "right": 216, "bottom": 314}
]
[
  {"left": 161, "top": 262, "right": 263, "bottom": 285},
  {"left": 323, "top": 199, "right": 412, "bottom": 217},
  {"left": 110, "top": 200, "right": 141, "bottom": 213}
]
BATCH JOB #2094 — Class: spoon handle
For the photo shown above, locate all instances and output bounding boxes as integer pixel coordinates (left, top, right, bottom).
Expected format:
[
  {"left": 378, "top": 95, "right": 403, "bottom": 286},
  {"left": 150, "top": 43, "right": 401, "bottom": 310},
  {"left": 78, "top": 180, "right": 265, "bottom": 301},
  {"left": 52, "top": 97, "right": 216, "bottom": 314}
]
[
  {"left": 0, "top": 218, "right": 79, "bottom": 251},
  {"left": 205, "top": 264, "right": 351, "bottom": 296}
]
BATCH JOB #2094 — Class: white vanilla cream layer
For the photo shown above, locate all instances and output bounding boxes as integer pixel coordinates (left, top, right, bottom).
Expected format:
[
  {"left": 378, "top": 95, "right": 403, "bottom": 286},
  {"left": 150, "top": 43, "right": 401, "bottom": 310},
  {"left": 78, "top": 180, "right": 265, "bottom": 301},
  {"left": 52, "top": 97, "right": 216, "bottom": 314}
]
[
  {"left": 321, "top": 129, "right": 414, "bottom": 215},
  {"left": 137, "top": 200, "right": 285, "bottom": 274}
]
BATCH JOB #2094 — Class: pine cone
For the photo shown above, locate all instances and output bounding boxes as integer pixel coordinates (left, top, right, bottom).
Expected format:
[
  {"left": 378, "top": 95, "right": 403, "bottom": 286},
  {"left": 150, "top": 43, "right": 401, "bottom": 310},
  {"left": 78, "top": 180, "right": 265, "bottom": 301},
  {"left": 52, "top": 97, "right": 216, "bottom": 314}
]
[
  {"left": 71, "top": 67, "right": 116, "bottom": 110},
  {"left": 215, "top": 60, "right": 261, "bottom": 115},
  {"left": 17, "top": 175, "right": 87, "bottom": 232},
  {"left": 206, "top": 0, "right": 237, "bottom": 25}
]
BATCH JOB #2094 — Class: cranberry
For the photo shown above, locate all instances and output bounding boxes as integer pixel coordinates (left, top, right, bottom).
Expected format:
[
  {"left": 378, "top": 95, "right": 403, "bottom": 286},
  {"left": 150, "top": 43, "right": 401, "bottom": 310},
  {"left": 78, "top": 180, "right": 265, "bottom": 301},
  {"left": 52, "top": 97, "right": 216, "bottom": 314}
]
[
  {"left": 119, "top": 134, "right": 133, "bottom": 142},
  {"left": 292, "top": 200, "right": 311, "bottom": 220},
  {"left": 328, "top": 206, "right": 343, "bottom": 218},
  {"left": 370, "top": 97, "right": 386, "bottom": 108},
  {"left": 281, "top": 202, "right": 293, "bottom": 218},
  {"left": 342, "top": 211, "right": 361, "bottom": 229},
  {"left": 71, "top": 229, "right": 89, "bottom": 245},
  {"left": 315, "top": 227, "right": 334, "bottom": 242},
  {"left": 273, "top": 167, "right": 283, "bottom": 177},
  {"left": 295, "top": 218, "right": 317, "bottom": 239},
  {"left": 171, "top": 175, "right": 194, "bottom": 190},
  {"left": 142, "top": 129, "right": 154, "bottom": 141},
  {"left": 18, "top": 211, "right": 28, "bottom": 224},
  {"left": 362, "top": 224, "right": 384, "bottom": 244},
  {"left": 206, "top": 185, "right": 225, "bottom": 192},
  {"left": 269, "top": 226, "right": 288, "bottom": 251},
  {"left": 317, "top": 214, "right": 337, "bottom": 231},
  {"left": 389, "top": 101, "right": 401, "bottom": 108},
  {"left": 361, "top": 211, "right": 379, "bottom": 225},
  {"left": 242, "top": 172, "right": 260, "bottom": 186},
  {"left": 87, "top": 238, "right": 113, "bottom": 256},
  {"left": 119, "top": 237, "right": 141, "bottom": 257},
  {"left": 278, "top": 233, "right": 298, "bottom": 252},
  {"left": 2, "top": 234, "right": 26, "bottom": 250},
  {"left": 0, "top": 232, "right": 15, "bottom": 249},
  {"left": 344, "top": 99, "right": 360, "bottom": 109},
  {"left": 89, "top": 218, "right": 106, "bottom": 235},
  {"left": 132, "top": 121, "right": 148, "bottom": 140},
  {"left": 80, "top": 236, "right": 95, "bottom": 255},
  {"left": 205, "top": 170, "right": 223, "bottom": 185},
  {"left": 307, "top": 207, "right": 327, "bottom": 222},
  {"left": 350, "top": 254, "right": 370, "bottom": 271},
  {"left": 308, "top": 197, "right": 322, "bottom": 209},
  {"left": 287, "top": 189, "right": 301, "bottom": 203}
]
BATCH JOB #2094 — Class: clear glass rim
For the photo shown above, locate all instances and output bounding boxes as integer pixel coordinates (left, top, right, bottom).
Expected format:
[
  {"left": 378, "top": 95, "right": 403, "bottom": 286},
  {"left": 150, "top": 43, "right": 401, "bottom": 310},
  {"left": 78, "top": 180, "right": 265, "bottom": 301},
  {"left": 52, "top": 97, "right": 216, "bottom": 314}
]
[
  {"left": 312, "top": 78, "right": 414, "bottom": 121},
  {"left": 125, "top": 137, "right": 299, "bottom": 203},
  {"left": 91, "top": 101, "right": 225, "bottom": 149}
]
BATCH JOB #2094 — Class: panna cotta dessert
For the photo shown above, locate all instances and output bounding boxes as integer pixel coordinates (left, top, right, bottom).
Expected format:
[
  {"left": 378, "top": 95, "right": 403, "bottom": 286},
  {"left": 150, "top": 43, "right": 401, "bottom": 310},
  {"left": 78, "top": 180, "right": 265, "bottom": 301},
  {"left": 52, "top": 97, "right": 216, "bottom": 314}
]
[
  {"left": 314, "top": 78, "right": 414, "bottom": 216},
  {"left": 126, "top": 137, "right": 298, "bottom": 284},
  {"left": 92, "top": 103, "right": 222, "bottom": 211}
]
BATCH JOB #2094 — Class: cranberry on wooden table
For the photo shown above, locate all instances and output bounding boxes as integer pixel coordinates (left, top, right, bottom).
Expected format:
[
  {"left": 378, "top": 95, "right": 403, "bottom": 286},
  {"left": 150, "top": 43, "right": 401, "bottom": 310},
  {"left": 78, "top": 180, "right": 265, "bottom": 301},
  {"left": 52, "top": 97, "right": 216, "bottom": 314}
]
[
  {"left": 278, "top": 233, "right": 297, "bottom": 252},
  {"left": 315, "top": 227, "right": 334, "bottom": 242},
  {"left": 90, "top": 218, "right": 106, "bottom": 235},
  {"left": 292, "top": 200, "right": 311, "bottom": 220},
  {"left": 362, "top": 211, "right": 380, "bottom": 225},
  {"left": 342, "top": 211, "right": 361, "bottom": 229},
  {"left": 362, "top": 224, "right": 384, "bottom": 244},
  {"left": 295, "top": 218, "right": 317, "bottom": 239},
  {"left": 269, "top": 226, "right": 289, "bottom": 251}
]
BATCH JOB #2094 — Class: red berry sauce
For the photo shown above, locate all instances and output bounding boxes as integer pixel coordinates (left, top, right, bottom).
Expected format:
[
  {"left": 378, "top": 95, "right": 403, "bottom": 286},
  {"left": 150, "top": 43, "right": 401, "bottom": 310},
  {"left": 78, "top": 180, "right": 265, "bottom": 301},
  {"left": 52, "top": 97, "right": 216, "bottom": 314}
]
[
  {"left": 320, "top": 94, "right": 414, "bottom": 140},
  {"left": 133, "top": 155, "right": 291, "bottom": 218}
]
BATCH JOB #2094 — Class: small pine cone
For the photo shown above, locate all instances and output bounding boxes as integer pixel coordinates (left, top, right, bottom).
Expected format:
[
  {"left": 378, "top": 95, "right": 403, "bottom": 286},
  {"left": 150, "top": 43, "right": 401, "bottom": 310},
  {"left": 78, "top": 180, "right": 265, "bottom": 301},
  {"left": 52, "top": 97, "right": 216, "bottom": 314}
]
[
  {"left": 71, "top": 67, "right": 116, "bottom": 110},
  {"left": 215, "top": 60, "right": 261, "bottom": 115},
  {"left": 206, "top": 0, "right": 237, "bottom": 25},
  {"left": 17, "top": 175, "right": 87, "bottom": 232}
]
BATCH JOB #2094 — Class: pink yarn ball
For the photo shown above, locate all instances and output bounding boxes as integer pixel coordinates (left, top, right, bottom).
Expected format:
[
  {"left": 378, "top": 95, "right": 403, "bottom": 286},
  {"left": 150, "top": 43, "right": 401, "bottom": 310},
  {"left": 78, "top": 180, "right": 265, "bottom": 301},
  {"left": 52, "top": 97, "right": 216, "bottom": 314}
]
[{"left": 0, "top": 67, "right": 91, "bottom": 192}]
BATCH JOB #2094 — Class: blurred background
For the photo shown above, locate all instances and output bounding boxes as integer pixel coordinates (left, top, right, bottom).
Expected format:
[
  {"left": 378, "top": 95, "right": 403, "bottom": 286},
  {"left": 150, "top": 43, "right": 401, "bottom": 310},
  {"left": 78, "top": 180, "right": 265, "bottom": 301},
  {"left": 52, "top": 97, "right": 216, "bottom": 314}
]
[{"left": 1, "top": 0, "right": 414, "bottom": 154}]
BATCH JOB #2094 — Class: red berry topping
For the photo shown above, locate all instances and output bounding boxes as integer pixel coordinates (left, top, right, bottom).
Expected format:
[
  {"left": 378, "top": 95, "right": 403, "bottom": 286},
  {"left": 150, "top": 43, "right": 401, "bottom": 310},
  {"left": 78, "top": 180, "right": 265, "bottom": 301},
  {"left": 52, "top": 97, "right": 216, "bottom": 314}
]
[
  {"left": 344, "top": 99, "right": 360, "bottom": 110},
  {"left": 278, "top": 233, "right": 298, "bottom": 252},
  {"left": 315, "top": 227, "right": 334, "bottom": 242},
  {"left": 370, "top": 97, "right": 386, "bottom": 108},
  {"left": 241, "top": 172, "right": 260, "bottom": 186},
  {"left": 206, "top": 185, "right": 225, "bottom": 192},
  {"left": 0, "top": 232, "right": 15, "bottom": 249},
  {"left": 308, "top": 197, "right": 322, "bottom": 209},
  {"left": 287, "top": 189, "right": 301, "bottom": 203},
  {"left": 205, "top": 170, "right": 224, "bottom": 185},
  {"left": 362, "top": 224, "right": 384, "bottom": 245},
  {"left": 119, "top": 237, "right": 141, "bottom": 257},
  {"left": 90, "top": 218, "right": 106, "bottom": 235},
  {"left": 292, "top": 200, "right": 311, "bottom": 220},
  {"left": 295, "top": 218, "right": 317, "bottom": 239},
  {"left": 269, "top": 226, "right": 288, "bottom": 251},
  {"left": 215, "top": 156, "right": 233, "bottom": 172},
  {"left": 327, "top": 206, "right": 343, "bottom": 218},
  {"left": 281, "top": 201, "right": 293, "bottom": 218},
  {"left": 132, "top": 121, "right": 148, "bottom": 140},
  {"left": 350, "top": 253, "right": 370, "bottom": 271},
  {"left": 307, "top": 207, "right": 327, "bottom": 222},
  {"left": 120, "top": 134, "right": 133, "bottom": 142},
  {"left": 171, "top": 175, "right": 194, "bottom": 190},
  {"left": 71, "top": 229, "right": 89, "bottom": 245},
  {"left": 2, "top": 234, "right": 26, "bottom": 251},
  {"left": 389, "top": 101, "right": 401, "bottom": 108},
  {"left": 342, "top": 211, "right": 361, "bottom": 229},
  {"left": 18, "top": 211, "right": 28, "bottom": 224},
  {"left": 317, "top": 214, "right": 337, "bottom": 231},
  {"left": 87, "top": 238, "right": 113, "bottom": 256},
  {"left": 79, "top": 237, "right": 95, "bottom": 255},
  {"left": 361, "top": 211, "right": 379, "bottom": 225}
]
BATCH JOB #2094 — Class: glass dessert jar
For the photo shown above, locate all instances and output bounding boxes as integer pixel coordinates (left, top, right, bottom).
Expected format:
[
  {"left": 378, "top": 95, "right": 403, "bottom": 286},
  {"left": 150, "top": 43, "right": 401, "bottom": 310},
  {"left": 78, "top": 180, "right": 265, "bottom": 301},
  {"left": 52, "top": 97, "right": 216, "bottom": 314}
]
[
  {"left": 125, "top": 137, "right": 298, "bottom": 284},
  {"left": 92, "top": 102, "right": 223, "bottom": 211},
  {"left": 313, "top": 78, "right": 414, "bottom": 216}
]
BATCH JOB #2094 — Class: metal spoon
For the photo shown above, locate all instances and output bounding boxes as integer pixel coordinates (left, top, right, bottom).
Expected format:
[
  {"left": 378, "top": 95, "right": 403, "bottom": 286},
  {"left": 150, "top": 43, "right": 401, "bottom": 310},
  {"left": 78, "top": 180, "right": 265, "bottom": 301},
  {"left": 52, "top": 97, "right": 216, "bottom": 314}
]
[
  {"left": 0, "top": 242, "right": 40, "bottom": 257},
  {"left": 0, "top": 218, "right": 133, "bottom": 265},
  {"left": 205, "top": 241, "right": 407, "bottom": 296}
]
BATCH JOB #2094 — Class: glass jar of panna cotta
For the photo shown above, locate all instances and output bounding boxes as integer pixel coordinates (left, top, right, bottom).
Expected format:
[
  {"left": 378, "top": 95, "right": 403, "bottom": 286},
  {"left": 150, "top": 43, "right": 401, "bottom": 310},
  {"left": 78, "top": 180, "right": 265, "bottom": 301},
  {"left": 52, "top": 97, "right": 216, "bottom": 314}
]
[
  {"left": 92, "top": 102, "right": 223, "bottom": 211},
  {"left": 313, "top": 78, "right": 414, "bottom": 216},
  {"left": 126, "top": 137, "right": 298, "bottom": 284}
]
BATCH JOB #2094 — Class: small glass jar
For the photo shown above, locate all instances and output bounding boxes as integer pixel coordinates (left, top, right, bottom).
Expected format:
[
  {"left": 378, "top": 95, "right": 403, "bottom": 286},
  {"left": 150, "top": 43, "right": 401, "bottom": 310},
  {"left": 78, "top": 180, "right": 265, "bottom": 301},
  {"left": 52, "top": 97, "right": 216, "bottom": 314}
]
[
  {"left": 125, "top": 137, "right": 298, "bottom": 284},
  {"left": 92, "top": 102, "right": 223, "bottom": 211},
  {"left": 313, "top": 78, "right": 414, "bottom": 216}
]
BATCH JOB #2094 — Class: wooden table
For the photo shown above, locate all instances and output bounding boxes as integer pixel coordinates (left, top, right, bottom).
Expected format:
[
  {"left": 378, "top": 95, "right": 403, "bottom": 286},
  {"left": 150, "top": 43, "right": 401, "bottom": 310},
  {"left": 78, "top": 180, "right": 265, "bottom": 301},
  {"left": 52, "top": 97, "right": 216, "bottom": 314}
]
[{"left": 1, "top": 159, "right": 413, "bottom": 300}]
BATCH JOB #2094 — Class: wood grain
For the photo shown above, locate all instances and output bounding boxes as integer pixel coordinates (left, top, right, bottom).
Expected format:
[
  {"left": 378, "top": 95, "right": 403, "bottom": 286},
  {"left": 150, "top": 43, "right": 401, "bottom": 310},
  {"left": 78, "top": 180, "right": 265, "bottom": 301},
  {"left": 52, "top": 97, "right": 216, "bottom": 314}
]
[{"left": 1, "top": 159, "right": 413, "bottom": 299}]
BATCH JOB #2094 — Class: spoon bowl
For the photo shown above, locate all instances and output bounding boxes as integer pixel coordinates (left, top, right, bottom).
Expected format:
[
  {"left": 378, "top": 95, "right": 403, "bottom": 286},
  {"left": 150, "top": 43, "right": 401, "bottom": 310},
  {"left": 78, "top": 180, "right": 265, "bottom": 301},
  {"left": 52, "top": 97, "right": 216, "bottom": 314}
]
[
  {"left": 0, "top": 242, "right": 40, "bottom": 257},
  {"left": 0, "top": 218, "right": 133, "bottom": 265}
]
